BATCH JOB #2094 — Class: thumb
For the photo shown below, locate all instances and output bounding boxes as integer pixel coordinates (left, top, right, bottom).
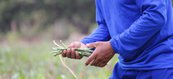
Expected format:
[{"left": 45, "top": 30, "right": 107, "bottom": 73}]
[{"left": 86, "top": 42, "right": 99, "bottom": 48}]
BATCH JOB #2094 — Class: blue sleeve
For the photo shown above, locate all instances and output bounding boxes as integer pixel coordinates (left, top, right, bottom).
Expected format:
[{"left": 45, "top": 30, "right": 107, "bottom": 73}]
[
  {"left": 110, "top": 0, "right": 167, "bottom": 60},
  {"left": 81, "top": 1, "right": 111, "bottom": 44}
]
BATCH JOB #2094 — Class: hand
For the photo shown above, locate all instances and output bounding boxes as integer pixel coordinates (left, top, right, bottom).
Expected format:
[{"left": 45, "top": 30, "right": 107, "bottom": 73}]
[
  {"left": 85, "top": 41, "right": 115, "bottom": 67},
  {"left": 62, "top": 42, "right": 87, "bottom": 59}
]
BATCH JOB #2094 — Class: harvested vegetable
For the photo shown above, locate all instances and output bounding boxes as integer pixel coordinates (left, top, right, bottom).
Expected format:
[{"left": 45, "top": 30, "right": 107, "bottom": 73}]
[{"left": 52, "top": 40, "right": 93, "bottom": 57}]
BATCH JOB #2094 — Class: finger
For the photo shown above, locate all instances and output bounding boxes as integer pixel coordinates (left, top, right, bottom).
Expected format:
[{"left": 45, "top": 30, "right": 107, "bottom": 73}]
[
  {"left": 62, "top": 50, "right": 67, "bottom": 57},
  {"left": 96, "top": 58, "right": 109, "bottom": 67},
  {"left": 96, "top": 59, "right": 106, "bottom": 65},
  {"left": 66, "top": 48, "right": 71, "bottom": 58},
  {"left": 71, "top": 48, "right": 76, "bottom": 59},
  {"left": 91, "top": 57, "right": 102, "bottom": 66},
  {"left": 86, "top": 42, "right": 99, "bottom": 48},
  {"left": 91, "top": 61, "right": 105, "bottom": 67},
  {"left": 76, "top": 52, "right": 82, "bottom": 59},
  {"left": 85, "top": 53, "right": 97, "bottom": 66},
  {"left": 89, "top": 59, "right": 95, "bottom": 66},
  {"left": 99, "top": 63, "right": 107, "bottom": 67}
]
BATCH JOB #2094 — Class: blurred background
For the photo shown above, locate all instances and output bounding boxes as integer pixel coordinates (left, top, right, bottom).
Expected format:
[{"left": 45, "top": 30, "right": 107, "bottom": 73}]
[{"left": 0, "top": 0, "right": 118, "bottom": 79}]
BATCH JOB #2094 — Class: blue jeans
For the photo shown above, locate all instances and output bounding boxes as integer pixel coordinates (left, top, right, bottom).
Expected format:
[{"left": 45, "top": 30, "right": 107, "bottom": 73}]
[{"left": 109, "top": 63, "right": 173, "bottom": 79}]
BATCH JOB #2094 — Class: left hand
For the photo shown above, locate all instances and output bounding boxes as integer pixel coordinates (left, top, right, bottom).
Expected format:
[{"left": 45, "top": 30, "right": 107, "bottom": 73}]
[{"left": 85, "top": 41, "right": 115, "bottom": 67}]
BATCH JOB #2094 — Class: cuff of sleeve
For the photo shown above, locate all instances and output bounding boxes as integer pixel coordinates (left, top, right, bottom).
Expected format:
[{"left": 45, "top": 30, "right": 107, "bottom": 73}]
[{"left": 110, "top": 36, "right": 120, "bottom": 54}]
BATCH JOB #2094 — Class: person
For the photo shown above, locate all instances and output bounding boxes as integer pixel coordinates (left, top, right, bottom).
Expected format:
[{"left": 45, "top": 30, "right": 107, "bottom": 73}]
[{"left": 62, "top": 0, "right": 173, "bottom": 79}]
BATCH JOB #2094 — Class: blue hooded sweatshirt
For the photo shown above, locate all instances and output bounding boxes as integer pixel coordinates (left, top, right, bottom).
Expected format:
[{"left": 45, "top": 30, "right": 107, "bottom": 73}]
[{"left": 81, "top": 0, "right": 173, "bottom": 71}]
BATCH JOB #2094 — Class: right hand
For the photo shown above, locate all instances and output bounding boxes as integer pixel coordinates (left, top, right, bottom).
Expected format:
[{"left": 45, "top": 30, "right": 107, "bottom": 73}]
[{"left": 62, "top": 42, "right": 87, "bottom": 59}]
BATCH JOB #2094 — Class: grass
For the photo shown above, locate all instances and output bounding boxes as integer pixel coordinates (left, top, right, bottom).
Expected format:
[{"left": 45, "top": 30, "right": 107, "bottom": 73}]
[{"left": 0, "top": 40, "right": 118, "bottom": 79}]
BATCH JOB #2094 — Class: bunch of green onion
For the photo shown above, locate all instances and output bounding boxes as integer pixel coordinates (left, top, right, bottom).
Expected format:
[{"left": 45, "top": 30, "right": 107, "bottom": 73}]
[{"left": 52, "top": 40, "right": 93, "bottom": 57}]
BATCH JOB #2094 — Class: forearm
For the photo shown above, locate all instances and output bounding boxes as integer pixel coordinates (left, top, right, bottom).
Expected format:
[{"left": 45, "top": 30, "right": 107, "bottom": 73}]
[{"left": 81, "top": 24, "right": 111, "bottom": 44}]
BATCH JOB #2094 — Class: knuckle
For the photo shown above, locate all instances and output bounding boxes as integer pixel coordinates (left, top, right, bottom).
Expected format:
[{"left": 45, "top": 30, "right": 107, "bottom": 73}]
[
  {"left": 66, "top": 52, "right": 71, "bottom": 57},
  {"left": 71, "top": 48, "right": 75, "bottom": 52},
  {"left": 63, "top": 50, "right": 66, "bottom": 53}
]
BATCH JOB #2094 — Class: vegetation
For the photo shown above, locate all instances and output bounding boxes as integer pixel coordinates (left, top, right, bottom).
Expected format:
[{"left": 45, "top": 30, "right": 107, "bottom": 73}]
[
  {"left": 0, "top": 0, "right": 95, "bottom": 35},
  {"left": 0, "top": 40, "right": 118, "bottom": 79}
]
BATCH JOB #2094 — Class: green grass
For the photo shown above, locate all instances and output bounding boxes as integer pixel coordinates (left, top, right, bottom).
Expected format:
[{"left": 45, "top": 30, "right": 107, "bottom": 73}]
[{"left": 0, "top": 41, "right": 118, "bottom": 79}]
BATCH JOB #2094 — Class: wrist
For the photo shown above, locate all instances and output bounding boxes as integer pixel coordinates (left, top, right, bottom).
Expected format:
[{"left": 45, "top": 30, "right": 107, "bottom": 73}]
[
  {"left": 106, "top": 41, "right": 114, "bottom": 53},
  {"left": 109, "top": 40, "right": 119, "bottom": 53}
]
